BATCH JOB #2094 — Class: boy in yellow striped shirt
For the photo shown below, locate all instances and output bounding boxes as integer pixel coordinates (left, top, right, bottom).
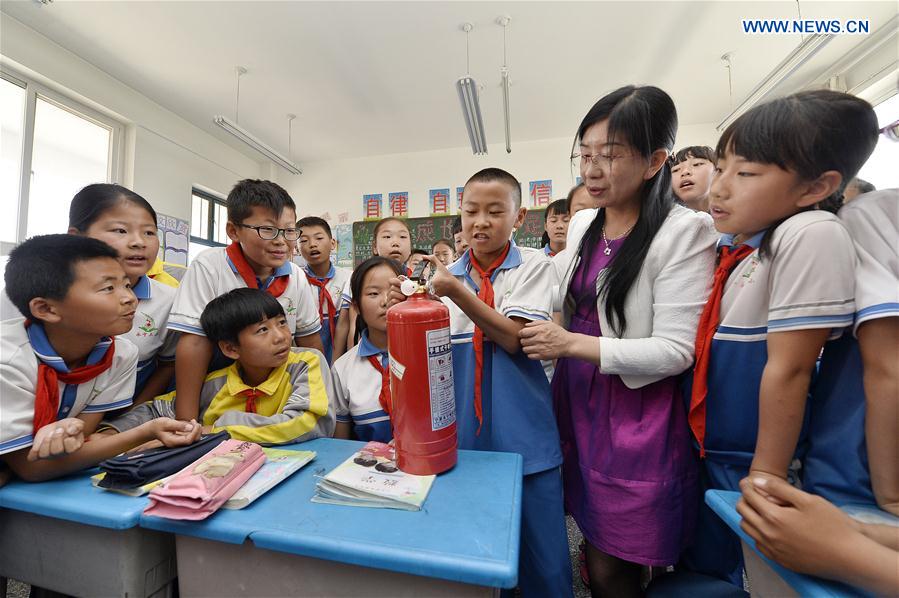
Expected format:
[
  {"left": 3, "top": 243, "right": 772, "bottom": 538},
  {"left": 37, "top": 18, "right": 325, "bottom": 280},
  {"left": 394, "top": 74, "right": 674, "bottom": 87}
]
[{"left": 106, "top": 288, "right": 334, "bottom": 444}]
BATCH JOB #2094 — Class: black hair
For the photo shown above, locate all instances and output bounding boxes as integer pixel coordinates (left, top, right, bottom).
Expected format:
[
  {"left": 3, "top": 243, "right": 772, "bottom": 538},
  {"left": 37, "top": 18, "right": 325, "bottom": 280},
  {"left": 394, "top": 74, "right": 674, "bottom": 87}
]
[
  {"left": 410, "top": 248, "right": 429, "bottom": 256},
  {"left": 542, "top": 199, "right": 569, "bottom": 247},
  {"left": 849, "top": 177, "right": 876, "bottom": 195},
  {"left": 452, "top": 216, "right": 463, "bottom": 236},
  {"left": 69, "top": 183, "right": 157, "bottom": 232},
  {"left": 227, "top": 179, "right": 296, "bottom": 225},
  {"left": 572, "top": 85, "right": 678, "bottom": 336},
  {"left": 669, "top": 146, "right": 715, "bottom": 167},
  {"left": 463, "top": 168, "right": 522, "bottom": 208},
  {"left": 5, "top": 234, "right": 120, "bottom": 319},
  {"left": 297, "top": 216, "right": 332, "bottom": 238},
  {"left": 432, "top": 238, "right": 454, "bottom": 252},
  {"left": 372, "top": 217, "right": 411, "bottom": 241},
  {"left": 564, "top": 183, "right": 586, "bottom": 213},
  {"left": 200, "top": 288, "right": 285, "bottom": 345},
  {"left": 717, "top": 89, "right": 878, "bottom": 254},
  {"left": 350, "top": 256, "right": 405, "bottom": 341}
]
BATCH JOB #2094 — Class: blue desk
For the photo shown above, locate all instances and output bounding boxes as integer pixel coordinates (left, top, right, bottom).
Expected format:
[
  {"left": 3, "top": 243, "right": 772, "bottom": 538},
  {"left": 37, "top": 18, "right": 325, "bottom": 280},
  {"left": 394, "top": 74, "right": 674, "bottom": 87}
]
[
  {"left": 705, "top": 490, "right": 872, "bottom": 598},
  {"left": 141, "top": 438, "right": 523, "bottom": 597},
  {"left": 0, "top": 469, "right": 176, "bottom": 597}
]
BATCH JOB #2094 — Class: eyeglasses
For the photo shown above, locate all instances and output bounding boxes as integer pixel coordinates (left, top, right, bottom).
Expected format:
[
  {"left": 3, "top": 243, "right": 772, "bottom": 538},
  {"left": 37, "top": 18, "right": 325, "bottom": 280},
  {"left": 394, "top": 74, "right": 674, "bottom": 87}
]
[
  {"left": 570, "top": 151, "right": 631, "bottom": 171},
  {"left": 238, "top": 224, "right": 300, "bottom": 241}
]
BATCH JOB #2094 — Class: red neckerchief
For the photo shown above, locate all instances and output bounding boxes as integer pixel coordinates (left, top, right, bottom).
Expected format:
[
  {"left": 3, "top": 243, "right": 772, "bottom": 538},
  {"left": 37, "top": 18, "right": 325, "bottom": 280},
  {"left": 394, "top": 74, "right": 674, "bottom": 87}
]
[
  {"left": 30, "top": 326, "right": 116, "bottom": 435},
  {"left": 306, "top": 275, "right": 336, "bottom": 341},
  {"left": 240, "top": 388, "right": 261, "bottom": 414},
  {"left": 226, "top": 242, "right": 289, "bottom": 297},
  {"left": 469, "top": 242, "right": 511, "bottom": 435},
  {"left": 689, "top": 244, "right": 754, "bottom": 457},
  {"left": 366, "top": 355, "right": 392, "bottom": 416}
]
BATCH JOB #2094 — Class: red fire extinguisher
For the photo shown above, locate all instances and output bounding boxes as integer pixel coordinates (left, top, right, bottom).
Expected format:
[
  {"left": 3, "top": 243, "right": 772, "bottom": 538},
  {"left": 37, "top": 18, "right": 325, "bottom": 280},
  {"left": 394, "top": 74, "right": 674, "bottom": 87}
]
[{"left": 387, "top": 281, "right": 457, "bottom": 475}]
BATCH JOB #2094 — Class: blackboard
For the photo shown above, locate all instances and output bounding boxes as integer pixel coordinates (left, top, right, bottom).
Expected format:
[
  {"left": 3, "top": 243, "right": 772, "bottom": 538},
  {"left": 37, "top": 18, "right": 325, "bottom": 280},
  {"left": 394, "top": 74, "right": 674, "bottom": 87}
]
[{"left": 352, "top": 210, "right": 546, "bottom": 267}]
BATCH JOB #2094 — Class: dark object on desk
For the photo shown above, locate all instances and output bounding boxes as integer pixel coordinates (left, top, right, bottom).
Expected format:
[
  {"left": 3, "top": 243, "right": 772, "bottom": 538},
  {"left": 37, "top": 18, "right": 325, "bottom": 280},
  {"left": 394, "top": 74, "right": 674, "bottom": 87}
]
[{"left": 98, "top": 431, "right": 229, "bottom": 490}]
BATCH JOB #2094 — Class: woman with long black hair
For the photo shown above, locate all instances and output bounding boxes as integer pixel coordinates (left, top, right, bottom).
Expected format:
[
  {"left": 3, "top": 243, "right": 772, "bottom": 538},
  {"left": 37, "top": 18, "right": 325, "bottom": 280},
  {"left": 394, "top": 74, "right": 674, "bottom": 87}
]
[{"left": 520, "top": 85, "right": 717, "bottom": 597}]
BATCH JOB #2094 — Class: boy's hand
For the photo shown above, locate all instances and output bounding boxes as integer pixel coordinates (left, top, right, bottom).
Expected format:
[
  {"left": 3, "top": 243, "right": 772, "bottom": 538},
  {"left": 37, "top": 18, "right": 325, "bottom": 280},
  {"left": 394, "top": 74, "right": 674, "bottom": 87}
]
[
  {"left": 151, "top": 418, "right": 202, "bottom": 447},
  {"left": 520, "top": 320, "right": 572, "bottom": 360},
  {"left": 28, "top": 418, "right": 85, "bottom": 461},
  {"left": 422, "top": 255, "right": 461, "bottom": 298}
]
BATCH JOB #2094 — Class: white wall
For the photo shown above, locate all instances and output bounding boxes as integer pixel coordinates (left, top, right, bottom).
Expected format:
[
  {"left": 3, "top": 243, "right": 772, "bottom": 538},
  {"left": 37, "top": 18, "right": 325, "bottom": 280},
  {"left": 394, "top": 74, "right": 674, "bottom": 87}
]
[
  {"left": 0, "top": 15, "right": 263, "bottom": 223},
  {"left": 280, "top": 123, "right": 719, "bottom": 223}
]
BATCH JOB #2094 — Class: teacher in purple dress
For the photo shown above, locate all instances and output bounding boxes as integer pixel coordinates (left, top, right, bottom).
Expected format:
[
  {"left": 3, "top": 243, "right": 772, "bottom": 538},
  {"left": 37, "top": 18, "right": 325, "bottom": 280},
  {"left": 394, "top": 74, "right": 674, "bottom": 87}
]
[{"left": 520, "top": 85, "right": 717, "bottom": 598}]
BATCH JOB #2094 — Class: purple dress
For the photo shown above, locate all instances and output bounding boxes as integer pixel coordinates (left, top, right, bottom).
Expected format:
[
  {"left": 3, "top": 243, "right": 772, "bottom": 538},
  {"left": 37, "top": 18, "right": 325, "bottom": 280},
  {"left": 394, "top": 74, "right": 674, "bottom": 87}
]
[{"left": 552, "top": 236, "right": 698, "bottom": 566}]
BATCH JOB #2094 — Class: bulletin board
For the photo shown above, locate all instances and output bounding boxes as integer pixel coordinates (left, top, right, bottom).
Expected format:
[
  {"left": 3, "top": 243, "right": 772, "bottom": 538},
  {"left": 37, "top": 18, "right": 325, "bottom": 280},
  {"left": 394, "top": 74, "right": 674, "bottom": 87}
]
[{"left": 351, "top": 210, "right": 546, "bottom": 267}]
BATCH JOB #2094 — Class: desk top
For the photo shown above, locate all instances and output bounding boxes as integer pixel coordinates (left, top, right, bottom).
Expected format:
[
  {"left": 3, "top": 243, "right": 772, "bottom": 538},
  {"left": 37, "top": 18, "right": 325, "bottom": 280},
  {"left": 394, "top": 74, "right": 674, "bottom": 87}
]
[
  {"left": 141, "top": 438, "right": 523, "bottom": 588},
  {"left": 0, "top": 468, "right": 147, "bottom": 530},
  {"left": 705, "top": 490, "right": 871, "bottom": 598}
]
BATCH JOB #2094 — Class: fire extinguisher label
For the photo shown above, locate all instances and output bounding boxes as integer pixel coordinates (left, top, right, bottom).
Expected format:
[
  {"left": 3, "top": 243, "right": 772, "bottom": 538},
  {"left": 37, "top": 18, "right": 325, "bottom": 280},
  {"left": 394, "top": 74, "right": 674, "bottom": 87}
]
[{"left": 425, "top": 326, "right": 455, "bottom": 431}]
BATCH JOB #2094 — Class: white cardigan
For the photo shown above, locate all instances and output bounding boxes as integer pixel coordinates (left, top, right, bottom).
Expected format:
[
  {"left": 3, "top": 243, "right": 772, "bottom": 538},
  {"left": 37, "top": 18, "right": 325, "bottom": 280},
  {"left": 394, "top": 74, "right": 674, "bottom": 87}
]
[{"left": 554, "top": 204, "right": 717, "bottom": 389}]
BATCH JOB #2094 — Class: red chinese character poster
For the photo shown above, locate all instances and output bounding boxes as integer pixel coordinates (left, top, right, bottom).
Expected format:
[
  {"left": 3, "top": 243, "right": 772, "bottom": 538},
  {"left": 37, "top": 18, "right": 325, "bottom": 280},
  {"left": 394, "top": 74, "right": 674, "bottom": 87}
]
[
  {"left": 429, "top": 188, "right": 450, "bottom": 215},
  {"left": 529, "top": 180, "right": 553, "bottom": 207},
  {"left": 362, "top": 194, "right": 382, "bottom": 220},
  {"left": 456, "top": 187, "right": 465, "bottom": 213},
  {"left": 389, "top": 192, "right": 409, "bottom": 217}
]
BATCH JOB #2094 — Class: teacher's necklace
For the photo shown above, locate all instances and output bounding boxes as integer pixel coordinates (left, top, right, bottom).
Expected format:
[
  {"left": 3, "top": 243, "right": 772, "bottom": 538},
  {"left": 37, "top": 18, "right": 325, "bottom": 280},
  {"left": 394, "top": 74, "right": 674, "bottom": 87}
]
[{"left": 601, "top": 223, "right": 635, "bottom": 255}]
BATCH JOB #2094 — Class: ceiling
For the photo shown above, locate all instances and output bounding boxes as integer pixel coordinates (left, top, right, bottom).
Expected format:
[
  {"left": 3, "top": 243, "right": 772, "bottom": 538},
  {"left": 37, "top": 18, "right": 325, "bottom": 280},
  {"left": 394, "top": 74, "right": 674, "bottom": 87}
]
[{"left": 2, "top": 1, "right": 896, "bottom": 164}]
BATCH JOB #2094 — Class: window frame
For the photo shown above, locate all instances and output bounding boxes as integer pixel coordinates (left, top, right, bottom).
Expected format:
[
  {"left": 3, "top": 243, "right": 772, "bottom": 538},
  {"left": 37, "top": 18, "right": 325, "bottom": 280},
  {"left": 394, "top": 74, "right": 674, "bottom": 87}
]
[
  {"left": 1, "top": 66, "right": 124, "bottom": 255},
  {"left": 189, "top": 186, "right": 229, "bottom": 250}
]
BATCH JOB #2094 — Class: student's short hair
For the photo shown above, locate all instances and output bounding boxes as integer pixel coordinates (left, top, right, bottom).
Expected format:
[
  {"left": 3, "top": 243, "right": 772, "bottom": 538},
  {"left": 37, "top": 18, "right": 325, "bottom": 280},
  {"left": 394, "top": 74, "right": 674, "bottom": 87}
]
[
  {"left": 69, "top": 184, "right": 158, "bottom": 232},
  {"left": 544, "top": 199, "right": 569, "bottom": 220},
  {"left": 432, "top": 238, "right": 454, "bottom": 252},
  {"left": 297, "top": 216, "right": 332, "bottom": 238},
  {"left": 669, "top": 146, "right": 716, "bottom": 167},
  {"left": 410, "top": 248, "right": 428, "bottom": 256},
  {"left": 463, "top": 168, "right": 522, "bottom": 207},
  {"left": 227, "top": 179, "right": 296, "bottom": 225},
  {"left": 372, "top": 217, "right": 411, "bottom": 239},
  {"left": 5, "top": 234, "right": 119, "bottom": 319},
  {"left": 564, "top": 183, "right": 585, "bottom": 213},
  {"left": 200, "top": 288, "right": 286, "bottom": 345},
  {"left": 452, "top": 216, "right": 463, "bottom": 236},
  {"left": 350, "top": 256, "right": 405, "bottom": 341}
]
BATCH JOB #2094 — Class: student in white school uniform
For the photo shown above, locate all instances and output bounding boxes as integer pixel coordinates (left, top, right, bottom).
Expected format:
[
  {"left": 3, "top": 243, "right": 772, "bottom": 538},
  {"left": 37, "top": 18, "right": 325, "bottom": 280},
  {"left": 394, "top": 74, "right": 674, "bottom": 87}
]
[
  {"left": 1, "top": 235, "right": 200, "bottom": 482},
  {"left": 67, "top": 184, "right": 178, "bottom": 406},
  {"left": 168, "top": 179, "right": 323, "bottom": 423},
  {"left": 390, "top": 168, "right": 572, "bottom": 598},
  {"left": 680, "top": 90, "right": 880, "bottom": 586},
  {"left": 332, "top": 256, "right": 406, "bottom": 442},
  {"left": 296, "top": 216, "right": 351, "bottom": 364},
  {"left": 803, "top": 188, "right": 899, "bottom": 515}
]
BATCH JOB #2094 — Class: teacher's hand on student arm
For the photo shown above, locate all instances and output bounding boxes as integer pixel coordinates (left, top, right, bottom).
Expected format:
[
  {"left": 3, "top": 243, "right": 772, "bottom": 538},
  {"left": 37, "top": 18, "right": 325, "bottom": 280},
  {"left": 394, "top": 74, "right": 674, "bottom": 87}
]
[
  {"left": 423, "top": 256, "right": 525, "bottom": 354},
  {"left": 737, "top": 476, "right": 899, "bottom": 596},
  {"left": 2, "top": 418, "right": 200, "bottom": 483},
  {"left": 858, "top": 317, "right": 899, "bottom": 517},
  {"left": 132, "top": 361, "right": 175, "bottom": 407},
  {"left": 174, "top": 333, "right": 213, "bottom": 421},
  {"left": 295, "top": 331, "right": 325, "bottom": 354},
  {"left": 27, "top": 418, "right": 85, "bottom": 461},
  {"left": 750, "top": 328, "right": 830, "bottom": 483},
  {"left": 520, "top": 320, "right": 601, "bottom": 364}
]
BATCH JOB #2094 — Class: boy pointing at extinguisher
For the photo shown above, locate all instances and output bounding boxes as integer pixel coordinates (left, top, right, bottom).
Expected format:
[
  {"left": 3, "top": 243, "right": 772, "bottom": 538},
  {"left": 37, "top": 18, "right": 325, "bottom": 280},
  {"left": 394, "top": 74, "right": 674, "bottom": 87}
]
[{"left": 389, "top": 168, "right": 572, "bottom": 598}]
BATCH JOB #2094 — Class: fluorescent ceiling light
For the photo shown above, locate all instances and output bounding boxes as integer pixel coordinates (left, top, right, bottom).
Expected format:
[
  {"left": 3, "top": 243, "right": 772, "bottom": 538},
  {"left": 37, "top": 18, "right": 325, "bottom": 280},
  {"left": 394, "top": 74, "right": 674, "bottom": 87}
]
[
  {"left": 501, "top": 67, "right": 511, "bottom": 154},
  {"left": 457, "top": 77, "right": 487, "bottom": 155},
  {"left": 213, "top": 115, "right": 302, "bottom": 175},
  {"left": 716, "top": 33, "right": 834, "bottom": 131}
]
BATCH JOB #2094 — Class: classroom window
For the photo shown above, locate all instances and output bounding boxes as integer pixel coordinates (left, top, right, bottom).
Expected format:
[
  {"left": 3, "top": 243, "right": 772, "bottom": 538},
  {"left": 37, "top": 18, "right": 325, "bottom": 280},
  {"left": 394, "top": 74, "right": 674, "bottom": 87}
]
[
  {"left": 0, "top": 75, "right": 25, "bottom": 248},
  {"left": 0, "top": 67, "right": 122, "bottom": 254},
  {"left": 189, "top": 188, "right": 228, "bottom": 262}
]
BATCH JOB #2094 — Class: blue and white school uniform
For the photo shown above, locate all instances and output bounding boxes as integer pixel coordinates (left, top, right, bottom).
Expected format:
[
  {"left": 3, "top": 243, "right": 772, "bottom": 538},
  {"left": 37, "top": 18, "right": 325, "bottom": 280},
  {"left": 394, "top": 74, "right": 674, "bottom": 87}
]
[
  {"left": 445, "top": 242, "right": 571, "bottom": 598},
  {"left": 122, "top": 275, "right": 177, "bottom": 398},
  {"left": 681, "top": 210, "right": 856, "bottom": 584},
  {"left": 803, "top": 189, "right": 899, "bottom": 507},
  {"left": 168, "top": 246, "right": 321, "bottom": 340},
  {"left": 0, "top": 318, "right": 138, "bottom": 455},
  {"left": 331, "top": 330, "right": 392, "bottom": 443},
  {"left": 305, "top": 264, "right": 351, "bottom": 364}
]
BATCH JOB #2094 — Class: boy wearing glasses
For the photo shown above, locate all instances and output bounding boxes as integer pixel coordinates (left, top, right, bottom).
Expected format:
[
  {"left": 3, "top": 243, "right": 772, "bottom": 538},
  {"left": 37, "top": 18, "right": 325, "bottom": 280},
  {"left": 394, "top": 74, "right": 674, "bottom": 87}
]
[{"left": 168, "top": 179, "right": 323, "bottom": 422}]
